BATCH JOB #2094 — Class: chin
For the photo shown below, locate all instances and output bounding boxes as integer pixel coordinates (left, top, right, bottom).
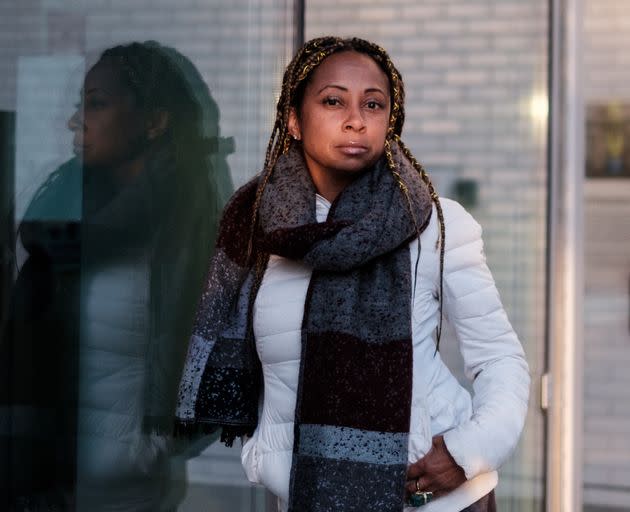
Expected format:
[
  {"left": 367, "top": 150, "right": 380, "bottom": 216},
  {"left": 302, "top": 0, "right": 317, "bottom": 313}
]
[
  {"left": 334, "top": 165, "right": 372, "bottom": 180},
  {"left": 340, "top": 157, "right": 379, "bottom": 174}
]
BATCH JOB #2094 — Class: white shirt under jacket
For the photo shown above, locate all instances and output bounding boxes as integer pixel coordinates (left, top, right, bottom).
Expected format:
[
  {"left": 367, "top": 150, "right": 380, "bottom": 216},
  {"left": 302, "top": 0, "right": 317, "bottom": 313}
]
[{"left": 241, "top": 195, "right": 531, "bottom": 512}]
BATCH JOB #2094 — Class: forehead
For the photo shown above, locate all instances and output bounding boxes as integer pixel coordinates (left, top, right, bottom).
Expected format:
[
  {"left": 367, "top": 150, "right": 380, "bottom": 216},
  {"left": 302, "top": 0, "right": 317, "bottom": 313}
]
[
  {"left": 306, "top": 51, "right": 390, "bottom": 93},
  {"left": 83, "top": 57, "right": 130, "bottom": 96}
]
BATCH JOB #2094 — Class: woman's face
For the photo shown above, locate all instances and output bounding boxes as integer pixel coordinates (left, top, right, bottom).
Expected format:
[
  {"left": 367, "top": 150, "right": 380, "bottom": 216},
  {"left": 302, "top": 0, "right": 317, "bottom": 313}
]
[
  {"left": 289, "top": 51, "right": 391, "bottom": 194},
  {"left": 67, "top": 57, "right": 147, "bottom": 170}
]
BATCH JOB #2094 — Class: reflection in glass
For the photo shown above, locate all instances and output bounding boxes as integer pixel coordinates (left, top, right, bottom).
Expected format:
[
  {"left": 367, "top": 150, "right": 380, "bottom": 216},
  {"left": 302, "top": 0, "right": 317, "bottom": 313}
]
[{"left": 1, "top": 41, "right": 233, "bottom": 511}]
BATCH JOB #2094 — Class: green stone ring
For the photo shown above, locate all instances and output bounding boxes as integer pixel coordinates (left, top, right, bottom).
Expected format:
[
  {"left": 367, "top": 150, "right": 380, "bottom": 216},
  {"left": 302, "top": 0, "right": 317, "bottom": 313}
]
[{"left": 409, "top": 490, "right": 433, "bottom": 507}]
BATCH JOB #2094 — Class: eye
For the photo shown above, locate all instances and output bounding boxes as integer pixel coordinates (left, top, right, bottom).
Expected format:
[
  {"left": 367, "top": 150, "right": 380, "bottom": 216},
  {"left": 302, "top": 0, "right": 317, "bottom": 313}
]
[
  {"left": 365, "top": 100, "right": 382, "bottom": 110},
  {"left": 323, "top": 96, "right": 341, "bottom": 106},
  {"left": 85, "top": 98, "right": 107, "bottom": 110}
]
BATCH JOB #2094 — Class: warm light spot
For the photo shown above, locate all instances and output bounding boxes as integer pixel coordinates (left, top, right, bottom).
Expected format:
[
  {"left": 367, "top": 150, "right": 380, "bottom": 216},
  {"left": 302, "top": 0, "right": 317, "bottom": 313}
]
[{"left": 530, "top": 92, "right": 549, "bottom": 122}]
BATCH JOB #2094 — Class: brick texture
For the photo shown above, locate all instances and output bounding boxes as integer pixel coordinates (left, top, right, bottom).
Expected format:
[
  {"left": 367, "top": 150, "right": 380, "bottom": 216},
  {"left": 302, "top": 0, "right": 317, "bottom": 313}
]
[
  {"left": 1, "top": 0, "right": 295, "bottom": 201},
  {"left": 583, "top": 1, "right": 630, "bottom": 505}
]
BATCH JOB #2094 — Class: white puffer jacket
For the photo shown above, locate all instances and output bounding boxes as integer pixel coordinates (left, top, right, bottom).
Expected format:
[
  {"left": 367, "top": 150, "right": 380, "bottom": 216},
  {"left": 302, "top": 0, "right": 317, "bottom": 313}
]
[{"left": 241, "top": 196, "right": 530, "bottom": 512}]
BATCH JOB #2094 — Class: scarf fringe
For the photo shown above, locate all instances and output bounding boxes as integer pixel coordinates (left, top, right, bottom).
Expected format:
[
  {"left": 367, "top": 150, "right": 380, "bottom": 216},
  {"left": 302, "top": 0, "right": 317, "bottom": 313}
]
[
  {"left": 173, "top": 419, "right": 255, "bottom": 447},
  {"left": 173, "top": 419, "right": 219, "bottom": 439},
  {"left": 220, "top": 425, "right": 256, "bottom": 447}
]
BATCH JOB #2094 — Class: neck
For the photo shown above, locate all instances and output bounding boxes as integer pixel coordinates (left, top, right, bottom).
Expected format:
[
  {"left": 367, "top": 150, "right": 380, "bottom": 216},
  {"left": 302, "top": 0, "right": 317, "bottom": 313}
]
[
  {"left": 110, "top": 154, "right": 148, "bottom": 186},
  {"left": 308, "top": 169, "right": 358, "bottom": 203},
  {"left": 87, "top": 146, "right": 157, "bottom": 189}
]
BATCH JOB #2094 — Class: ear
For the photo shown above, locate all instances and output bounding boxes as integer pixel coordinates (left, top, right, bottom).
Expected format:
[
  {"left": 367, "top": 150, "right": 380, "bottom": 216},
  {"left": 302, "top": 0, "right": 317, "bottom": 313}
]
[
  {"left": 288, "top": 107, "right": 301, "bottom": 141},
  {"left": 146, "top": 109, "right": 170, "bottom": 140}
]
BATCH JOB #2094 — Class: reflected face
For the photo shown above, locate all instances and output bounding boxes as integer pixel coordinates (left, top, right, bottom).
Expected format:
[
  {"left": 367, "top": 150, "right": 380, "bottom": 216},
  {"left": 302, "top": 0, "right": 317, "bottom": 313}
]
[
  {"left": 289, "top": 51, "right": 391, "bottom": 190},
  {"left": 68, "top": 57, "right": 146, "bottom": 169}
]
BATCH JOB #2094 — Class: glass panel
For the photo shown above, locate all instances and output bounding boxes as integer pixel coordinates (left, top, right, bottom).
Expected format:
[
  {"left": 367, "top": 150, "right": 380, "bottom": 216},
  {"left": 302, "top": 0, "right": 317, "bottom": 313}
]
[
  {"left": 0, "top": 1, "right": 294, "bottom": 510},
  {"left": 583, "top": 0, "right": 630, "bottom": 510},
  {"left": 305, "top": 1, "right": 548, "bottom": 511}
]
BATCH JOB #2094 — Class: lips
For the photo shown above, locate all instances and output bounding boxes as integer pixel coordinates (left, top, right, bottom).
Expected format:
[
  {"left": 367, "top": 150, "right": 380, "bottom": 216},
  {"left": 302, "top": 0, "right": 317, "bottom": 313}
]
[
  {"left": 72, "top": 136, "right": 86, "bottom": 150},
  {"left": 336, "top": 143, "right": 368, "bottom": 156},
  {"left": 72, "top": 143, "right": 88, "bottom": 155}
]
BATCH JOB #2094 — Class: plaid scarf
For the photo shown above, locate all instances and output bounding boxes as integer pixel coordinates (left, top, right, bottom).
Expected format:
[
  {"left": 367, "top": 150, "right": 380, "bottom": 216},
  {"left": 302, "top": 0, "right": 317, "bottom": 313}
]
[{"left": 176, "top": 141, "right": 432, "bottom": 511}]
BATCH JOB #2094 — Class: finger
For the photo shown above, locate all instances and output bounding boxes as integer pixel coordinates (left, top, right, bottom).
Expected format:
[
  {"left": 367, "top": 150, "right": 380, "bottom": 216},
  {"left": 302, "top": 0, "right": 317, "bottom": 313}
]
[
  {"left": 416, "top": 476, "right": 431, "bottom": 493},
  {"left": 406, "top": 457, "right": 427, "bottom": 479},
  {"left": 405, "top": 476, "right": 431, "bottom": 496},
  {"left": 404, "top": 480, "right": 416, "bottom": 498},
  {"left": 432, "top": 434, "right": 444, "bottom": 448}
]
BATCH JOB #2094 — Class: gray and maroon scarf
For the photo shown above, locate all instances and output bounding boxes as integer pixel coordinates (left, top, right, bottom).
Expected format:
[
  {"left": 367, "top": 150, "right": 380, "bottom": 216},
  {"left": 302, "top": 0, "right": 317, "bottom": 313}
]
[{"left": 176, "top": 141, "right": 432, "bottom": 511}]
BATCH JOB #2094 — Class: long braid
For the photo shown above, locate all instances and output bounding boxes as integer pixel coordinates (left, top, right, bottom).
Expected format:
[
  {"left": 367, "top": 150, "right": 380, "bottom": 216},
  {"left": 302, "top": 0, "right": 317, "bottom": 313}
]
[
  {"left": 248, "top": 36, "right": 447, "bottom": 349},
  {"left": 393, "top": 135, "right": 446, "bottom": 349}
]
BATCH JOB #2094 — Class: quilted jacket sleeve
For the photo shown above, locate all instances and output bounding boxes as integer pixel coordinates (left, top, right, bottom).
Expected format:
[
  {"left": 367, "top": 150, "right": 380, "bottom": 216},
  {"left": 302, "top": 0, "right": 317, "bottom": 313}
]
[{"left": 439, "top": 199, "right": 531, "bottom": 479}]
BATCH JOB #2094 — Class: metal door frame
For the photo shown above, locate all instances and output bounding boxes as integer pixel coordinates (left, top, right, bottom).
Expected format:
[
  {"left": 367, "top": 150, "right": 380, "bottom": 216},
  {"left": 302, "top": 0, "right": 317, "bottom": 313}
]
[{"left": 546, "top": 0, "right": 584, "bottom": 510}]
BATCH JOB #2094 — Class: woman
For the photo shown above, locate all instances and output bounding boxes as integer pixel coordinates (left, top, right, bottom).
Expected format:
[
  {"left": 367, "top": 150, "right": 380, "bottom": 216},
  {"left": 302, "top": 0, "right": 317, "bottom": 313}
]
[
  {"left": 3, "top": 41, "right": 232, "bottom": 510},
  {"left": 176, "top": 36, "right": 530, "bottom": 512}
]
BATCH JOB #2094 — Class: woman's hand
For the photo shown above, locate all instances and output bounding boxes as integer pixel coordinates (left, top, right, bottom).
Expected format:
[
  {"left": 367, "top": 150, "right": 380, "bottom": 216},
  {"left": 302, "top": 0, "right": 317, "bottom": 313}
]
[{"left": 405, "top": 435, "right": 467, "bottom": 501}]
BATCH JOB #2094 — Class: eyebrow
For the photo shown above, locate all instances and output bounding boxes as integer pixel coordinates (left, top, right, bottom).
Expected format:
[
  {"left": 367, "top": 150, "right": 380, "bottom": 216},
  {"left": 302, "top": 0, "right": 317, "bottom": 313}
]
[
  {"left": 316, "top": 84, "right": 387, "bottom": 95},
  {"left": 79, "top": 87, "right": 109, "bottom": 96}
]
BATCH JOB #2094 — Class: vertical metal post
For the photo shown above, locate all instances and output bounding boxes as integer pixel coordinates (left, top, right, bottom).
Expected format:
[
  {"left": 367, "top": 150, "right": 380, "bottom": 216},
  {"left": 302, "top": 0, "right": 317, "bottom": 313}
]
[
  {"left": 546, "top": 0, "right": 584, "bottom": 510},
  {"left": 293, "top": 0, "right": 305, "bottom": 53}
]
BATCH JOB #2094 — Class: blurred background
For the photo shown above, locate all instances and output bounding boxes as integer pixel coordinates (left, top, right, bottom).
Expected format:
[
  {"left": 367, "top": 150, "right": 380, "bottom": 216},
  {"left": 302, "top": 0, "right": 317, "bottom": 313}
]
[{"left": 0, "top": 0, "right": 627, "bottom": 511}]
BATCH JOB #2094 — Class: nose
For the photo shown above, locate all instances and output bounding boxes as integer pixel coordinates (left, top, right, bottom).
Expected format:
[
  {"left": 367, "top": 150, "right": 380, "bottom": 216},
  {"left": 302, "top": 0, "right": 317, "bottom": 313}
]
[
  {"left": 67, "top": 108, "right": 82, "bottom": 132},
  {"left": 343, "top": 104, "right": 366, "bottom": 132}
]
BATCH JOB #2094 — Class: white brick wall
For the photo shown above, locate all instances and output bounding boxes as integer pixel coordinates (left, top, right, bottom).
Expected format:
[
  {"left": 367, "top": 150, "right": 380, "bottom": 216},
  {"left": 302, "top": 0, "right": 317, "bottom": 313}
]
[
  {"left": 1, "top": 0, "right": 295, "bottom": 198},
  {"left": 583, "top": 0, "right": 630, "bottom": 508},
  {"left": 306, "top": 0, "right": 548, "bottom": 507}
]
